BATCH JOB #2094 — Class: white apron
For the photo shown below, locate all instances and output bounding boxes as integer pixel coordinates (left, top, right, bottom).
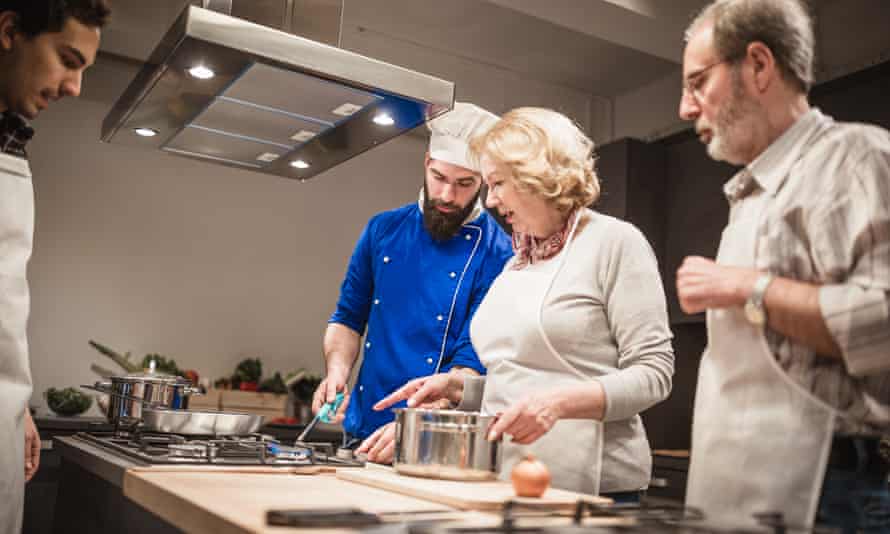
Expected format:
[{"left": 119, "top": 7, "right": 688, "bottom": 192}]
[
  {"left": 473, "top": 214, "right": 604, "bottom": 495},
  {"left": 0, "top": 152, "right": 34, "bottom": 534},
  {"left": 685, "top": 183, "right": 836, "bottom": 529}
]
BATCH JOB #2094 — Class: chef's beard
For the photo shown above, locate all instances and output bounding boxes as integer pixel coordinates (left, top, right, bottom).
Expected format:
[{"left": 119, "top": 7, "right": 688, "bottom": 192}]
[{"left": 423, "top": 183, "right": 481, "bottom": 241}]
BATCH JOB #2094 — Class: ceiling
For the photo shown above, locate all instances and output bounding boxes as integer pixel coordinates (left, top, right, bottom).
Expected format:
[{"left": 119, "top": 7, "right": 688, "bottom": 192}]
[
  {"left": 96, "top": 0, "right": 863, "bottom": 107},
  {"left": 97, "top": 0, "right": 714, "bottom": 99}
]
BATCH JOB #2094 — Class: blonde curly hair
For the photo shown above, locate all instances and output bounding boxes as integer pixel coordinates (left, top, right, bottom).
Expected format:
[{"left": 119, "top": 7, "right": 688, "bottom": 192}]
[{"left": 469, "top": 107, "right": 600, "bottom": 213}]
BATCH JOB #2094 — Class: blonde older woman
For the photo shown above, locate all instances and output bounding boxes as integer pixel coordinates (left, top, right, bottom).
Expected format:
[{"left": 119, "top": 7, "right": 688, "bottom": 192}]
[{"left": 364, "top": 107, "right": 674, "bottom": 502}]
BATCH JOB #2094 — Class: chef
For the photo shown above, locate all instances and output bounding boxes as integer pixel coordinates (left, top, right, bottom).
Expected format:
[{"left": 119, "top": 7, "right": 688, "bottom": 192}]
[
  {"left": 312, "top": 102, "right": 512, "bottom": 452},
  {"left": 0, "top": 1, "right": 108, "bottom": 532},
  {"left": 676, "top": 0, "right": 890, "bottom": 530}
]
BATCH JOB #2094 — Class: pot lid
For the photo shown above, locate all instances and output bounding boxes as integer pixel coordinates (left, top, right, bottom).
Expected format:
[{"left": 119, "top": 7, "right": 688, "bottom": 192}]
[{"left": 116, "top": 360, "right": 188, "bottom": 383}]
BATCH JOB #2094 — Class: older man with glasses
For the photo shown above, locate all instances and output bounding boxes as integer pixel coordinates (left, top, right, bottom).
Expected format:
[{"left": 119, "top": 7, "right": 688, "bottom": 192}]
[{"left": 675, "top": 0, "right": 890, "bottom": 531}]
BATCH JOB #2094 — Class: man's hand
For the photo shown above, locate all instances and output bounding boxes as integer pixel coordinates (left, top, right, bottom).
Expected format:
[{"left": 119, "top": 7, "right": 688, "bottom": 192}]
[
  {"left": 486, "top": 392, "right": 565, "bottom": 445},
  {"left": 311, "top": 366, "right": 351, "bottom": 424},
  {"left": 676, "top": 256, "right": 760, "bottom": 314},
  {"left": 373, "top": 372, "right": 463, "bottom": 412},
  {"left": 24, "top": 411, "right": 40, "bottom": 482},
  {"left": 356, "top": 422, "right": 396, "bottom": 464}
]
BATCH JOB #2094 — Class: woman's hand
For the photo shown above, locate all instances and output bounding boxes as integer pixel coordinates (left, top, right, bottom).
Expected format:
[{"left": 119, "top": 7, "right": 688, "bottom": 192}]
[
  {"left": 373, "top": 371, "right": 465, "bottom": 411},
  {"left": 487, "top": 392, "right": 566, "bottom": 444},
  {"left": 356, "top": 422, "right": 396, "bottom": 464}
]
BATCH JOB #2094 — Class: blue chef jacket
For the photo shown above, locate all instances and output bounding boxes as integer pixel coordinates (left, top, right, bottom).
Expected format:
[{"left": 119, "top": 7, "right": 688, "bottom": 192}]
[{"left": 330, "top": 202, "right": 512, "bottom": 439}]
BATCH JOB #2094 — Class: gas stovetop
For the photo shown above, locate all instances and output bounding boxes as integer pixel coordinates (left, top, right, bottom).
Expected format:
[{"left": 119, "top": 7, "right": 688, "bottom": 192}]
[{"left": 74, "top": 431, "right": 364, "bottom": 468}]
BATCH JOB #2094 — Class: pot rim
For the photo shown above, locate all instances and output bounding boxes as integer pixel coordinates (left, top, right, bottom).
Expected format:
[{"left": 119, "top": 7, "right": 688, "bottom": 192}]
[
  {"left": 111, "top": 372, "right": 189, "bottom": 385},
  {"left": 392, "top": 407, "right": 496, "bottom": 420}
]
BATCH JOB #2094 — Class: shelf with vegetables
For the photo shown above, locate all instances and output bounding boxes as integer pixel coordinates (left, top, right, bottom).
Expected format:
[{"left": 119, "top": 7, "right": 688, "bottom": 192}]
[{"left": 208, "top": 359, "right": 323, "bottom": 424}]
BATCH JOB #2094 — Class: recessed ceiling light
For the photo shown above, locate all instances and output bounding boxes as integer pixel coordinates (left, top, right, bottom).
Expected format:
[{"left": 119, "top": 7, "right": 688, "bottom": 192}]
[
  {"left": 188, "top": 65, "right": 215, "bottom": 80},
  {"left": 290, "top": 160, "right": 310, "bottom": 169},
  {"left": 290, "top": 130, "right": 316, "bottom": 143},
  {"left": 256, "top": 152, "right": 280, "bottom": 163},
  {"left": 332, "top": 103, "right": 362, "bottom": 116},
  {"left": 133, "top": 127, "right": 158, "bottom": 137},
  {"left": 373, "top": 113, "right": 394, "bottom": 126}
]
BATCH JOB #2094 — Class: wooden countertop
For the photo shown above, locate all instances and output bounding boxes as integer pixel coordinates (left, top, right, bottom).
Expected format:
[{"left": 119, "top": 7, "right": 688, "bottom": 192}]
[{"left": 123, "top": 469, "right": 471, "bottom": 534}]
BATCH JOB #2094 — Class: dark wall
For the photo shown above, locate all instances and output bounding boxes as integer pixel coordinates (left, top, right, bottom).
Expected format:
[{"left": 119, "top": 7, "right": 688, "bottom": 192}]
[{"left": 598, "top": 60, "right": 890, "bottom": 451}]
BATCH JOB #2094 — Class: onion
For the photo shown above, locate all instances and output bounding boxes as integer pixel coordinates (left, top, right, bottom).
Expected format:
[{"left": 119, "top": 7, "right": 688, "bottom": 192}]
[{"left": 511, "top": 454, "right": 551, "bottom": 498}]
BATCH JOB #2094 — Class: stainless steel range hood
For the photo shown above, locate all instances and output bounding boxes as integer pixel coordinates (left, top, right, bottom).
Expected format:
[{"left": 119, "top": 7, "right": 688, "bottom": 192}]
[{"left": 101, "top": 3, "right": 454, "bottom": 181}]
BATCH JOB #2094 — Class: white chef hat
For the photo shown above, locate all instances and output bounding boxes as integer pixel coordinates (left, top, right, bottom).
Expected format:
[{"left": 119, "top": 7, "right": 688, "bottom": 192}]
[{"left": 427, "top": 102, "right": 498, "bottom": 172}]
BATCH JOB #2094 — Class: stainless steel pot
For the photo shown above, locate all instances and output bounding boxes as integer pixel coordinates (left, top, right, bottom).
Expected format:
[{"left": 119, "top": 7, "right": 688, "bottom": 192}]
[
  {"left": 90, "top": 367, "right": 202, "bottom": 427},
  {"left": 393, "top": 408, "right": 501, "bottom": 481}
]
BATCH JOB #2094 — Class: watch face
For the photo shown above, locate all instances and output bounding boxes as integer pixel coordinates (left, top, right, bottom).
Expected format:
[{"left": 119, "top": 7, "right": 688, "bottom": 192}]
[{"left": 744, "top": 300, "right": 766, "bottom": 326}]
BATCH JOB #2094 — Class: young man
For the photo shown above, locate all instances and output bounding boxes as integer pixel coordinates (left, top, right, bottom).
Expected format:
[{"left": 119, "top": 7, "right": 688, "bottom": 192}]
[
  {"left": 0, "top": 1, "right": 109, "bottom": 532},
  {"left": 676, "top": 0, "right": 890, "bottom": 529},
  {"left": 312, "top": 103, "right": 512, "bottom": 457}
]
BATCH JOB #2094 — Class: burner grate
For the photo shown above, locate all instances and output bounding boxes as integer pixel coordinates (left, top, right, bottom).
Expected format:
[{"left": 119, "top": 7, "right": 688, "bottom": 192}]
[{"left": 73, "top": 432, "right": 363, "bottom": 467}]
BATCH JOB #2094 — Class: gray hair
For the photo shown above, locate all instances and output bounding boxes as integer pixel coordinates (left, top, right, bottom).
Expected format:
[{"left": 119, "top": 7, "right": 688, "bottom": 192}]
[{"left": 687, "top": 0, "right": 815, "bottom": 93}]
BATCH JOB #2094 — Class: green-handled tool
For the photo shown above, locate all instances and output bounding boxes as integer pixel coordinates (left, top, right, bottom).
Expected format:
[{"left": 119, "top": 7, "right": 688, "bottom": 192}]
[{"left": 296, "top": 391, "right": 344, "bottom": 443}]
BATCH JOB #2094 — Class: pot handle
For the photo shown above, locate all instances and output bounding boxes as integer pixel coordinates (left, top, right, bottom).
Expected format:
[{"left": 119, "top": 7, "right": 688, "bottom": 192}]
[{"left": 418, "top": 421, "right": 480, "bottom": 433}]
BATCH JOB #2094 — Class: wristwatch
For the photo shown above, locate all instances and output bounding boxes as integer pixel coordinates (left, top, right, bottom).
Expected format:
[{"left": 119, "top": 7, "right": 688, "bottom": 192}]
[{"left": 744, "top": 273, "right": 774, "bottom": 326}]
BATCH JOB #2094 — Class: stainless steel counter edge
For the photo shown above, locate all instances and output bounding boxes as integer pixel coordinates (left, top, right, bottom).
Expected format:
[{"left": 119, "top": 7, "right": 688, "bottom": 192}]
[{"left": 54, "top": 435, "right": 147, "bottom": 488}]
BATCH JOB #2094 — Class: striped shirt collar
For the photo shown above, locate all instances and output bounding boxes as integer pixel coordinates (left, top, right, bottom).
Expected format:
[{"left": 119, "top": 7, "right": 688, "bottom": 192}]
[{"left": 724, "top": 107, "right": 828, "bottom": 202}]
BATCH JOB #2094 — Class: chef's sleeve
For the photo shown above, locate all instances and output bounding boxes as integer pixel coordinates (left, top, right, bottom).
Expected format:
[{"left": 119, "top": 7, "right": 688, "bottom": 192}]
[{"left": 328, "top": 219, "right": 375, "bottom": 334}]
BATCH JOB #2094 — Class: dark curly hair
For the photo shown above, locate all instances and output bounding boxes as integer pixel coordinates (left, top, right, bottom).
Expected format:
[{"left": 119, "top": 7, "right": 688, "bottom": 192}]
[{"left": 0, "top": 0, "right": 111, "bottom": 37}]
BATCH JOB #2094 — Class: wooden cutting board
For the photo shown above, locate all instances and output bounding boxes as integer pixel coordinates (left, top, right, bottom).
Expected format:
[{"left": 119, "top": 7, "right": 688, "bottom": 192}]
[{"left": 336, "top": 466, "right": 610, "bottom": 512}]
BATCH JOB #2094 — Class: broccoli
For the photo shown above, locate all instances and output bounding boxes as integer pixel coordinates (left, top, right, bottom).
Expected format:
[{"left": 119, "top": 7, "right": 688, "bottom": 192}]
[{"left": 45, "top": 387, "right": 92, "bottom": 416}]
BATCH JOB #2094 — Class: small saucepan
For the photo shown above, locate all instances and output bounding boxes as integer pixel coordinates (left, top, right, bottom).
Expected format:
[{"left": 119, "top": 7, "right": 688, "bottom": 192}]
[{"left": 393, "top": 408, "right": 501, "bottom": 481}]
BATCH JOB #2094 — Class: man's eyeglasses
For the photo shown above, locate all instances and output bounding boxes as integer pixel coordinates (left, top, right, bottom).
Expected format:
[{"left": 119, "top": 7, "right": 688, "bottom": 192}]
[{"left": 682, "top": 59, "right": 729, "bottom": 103}]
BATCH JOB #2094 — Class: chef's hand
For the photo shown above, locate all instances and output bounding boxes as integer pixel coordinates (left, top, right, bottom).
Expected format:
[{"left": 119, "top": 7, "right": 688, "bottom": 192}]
[
  {"left": 676, "top": 256, "right": 760, "bottom": 314},
  {"left": 312, "top": 366, "right": 350, "bottom": 423},
  {"left": 487, "top": 393, "right": 563, "bottom": 445},
  {"left": 373, "top": 372, "right": 462, "bottom": 412},
  {"left": 24, "top": 411, "right": 40, "bottom": 482},
  {"left": 356, "top": 422, "right": 396, "bottom": 464}
]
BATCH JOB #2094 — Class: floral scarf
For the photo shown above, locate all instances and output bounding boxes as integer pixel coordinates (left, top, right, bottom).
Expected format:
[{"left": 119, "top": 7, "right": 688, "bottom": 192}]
[{"left": 511, "top": 209, "right": 579, "bottom": 270}]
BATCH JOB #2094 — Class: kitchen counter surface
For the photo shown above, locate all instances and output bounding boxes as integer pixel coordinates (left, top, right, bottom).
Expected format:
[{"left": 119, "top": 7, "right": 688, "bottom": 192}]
[{"left": 54, "top": 435, "right": 475, "bottom": 534}]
